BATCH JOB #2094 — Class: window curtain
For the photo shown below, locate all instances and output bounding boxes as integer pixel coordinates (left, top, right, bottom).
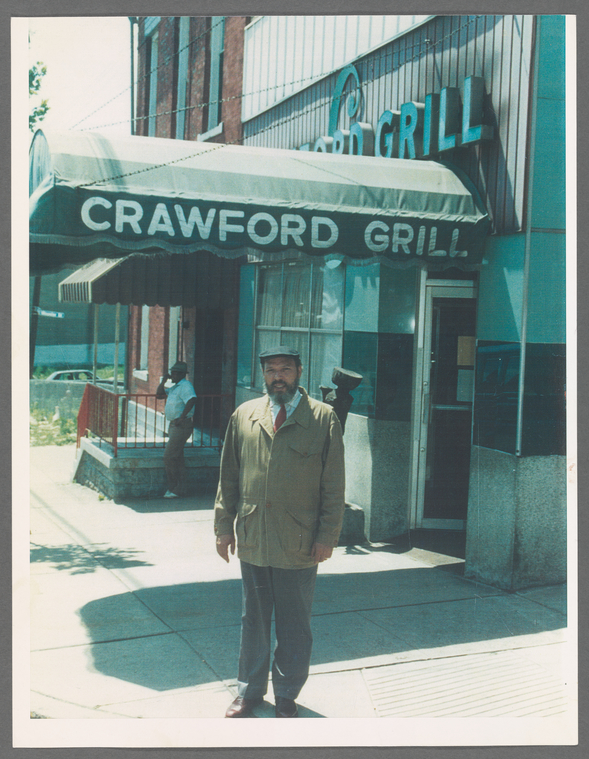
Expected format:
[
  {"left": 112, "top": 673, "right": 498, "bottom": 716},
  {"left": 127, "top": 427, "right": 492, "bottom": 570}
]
[
  {"left": 257, "top": 268, "right": 282, "bottom": 326},
  {"left": 282, "top": 265, "right": 310, "bottom": 328},
  {"left": 311, "top": 264, "right": 344, "bottom": 330}
]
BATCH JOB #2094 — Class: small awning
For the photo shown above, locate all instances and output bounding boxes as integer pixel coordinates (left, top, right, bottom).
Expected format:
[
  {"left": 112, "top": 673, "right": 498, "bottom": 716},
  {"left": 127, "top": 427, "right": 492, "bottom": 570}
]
[
  {"left": 58, "top": 251, "right": 236, "bottom": 307},
  {"left": 30, "top": 130, "right": 491, "bottom": 275}
]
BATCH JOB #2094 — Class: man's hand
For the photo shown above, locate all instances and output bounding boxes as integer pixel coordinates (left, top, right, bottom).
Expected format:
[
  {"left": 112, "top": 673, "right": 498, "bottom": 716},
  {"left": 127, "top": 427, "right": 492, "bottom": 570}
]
[
  {"left": 155, "top": 373, "right": 171, "bottom": 400},
  {"left": 311, "top": 542, "right": 333, "bottom": 563},
  {"left": 216, "top": 533, "right": 236, "bottom": 563}
]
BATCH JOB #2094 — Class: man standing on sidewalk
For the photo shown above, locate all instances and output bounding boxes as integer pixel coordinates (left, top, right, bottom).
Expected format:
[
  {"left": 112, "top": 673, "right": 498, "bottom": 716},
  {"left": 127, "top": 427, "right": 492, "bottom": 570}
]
[
  {"left": 214, "top": 346, "right": 345, "bottom": 718},
  {"left": 156, "top": 361, "right": 197, "bottom": 498}
]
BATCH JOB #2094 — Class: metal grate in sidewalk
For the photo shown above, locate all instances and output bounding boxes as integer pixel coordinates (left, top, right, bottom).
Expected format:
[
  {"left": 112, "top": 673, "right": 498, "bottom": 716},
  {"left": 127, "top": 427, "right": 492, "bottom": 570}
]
[{"left": 363, "top": 649, "right": 570, "bottom": 718}]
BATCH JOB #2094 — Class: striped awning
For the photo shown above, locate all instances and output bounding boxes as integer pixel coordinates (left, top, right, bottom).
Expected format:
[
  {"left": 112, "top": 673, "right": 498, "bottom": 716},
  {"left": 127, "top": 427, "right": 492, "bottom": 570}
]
[{"left": 58, "top": 251, "right": 237, "bottom": 307}]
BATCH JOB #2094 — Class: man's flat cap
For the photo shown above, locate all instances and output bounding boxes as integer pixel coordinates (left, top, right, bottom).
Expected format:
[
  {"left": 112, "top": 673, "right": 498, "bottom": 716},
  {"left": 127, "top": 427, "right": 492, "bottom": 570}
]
[
  {"left": 259, "top": 345, "right": 300, "bottom": 362},
  {"left": 170, "top": 361, "right": 188, "bottom": 373}
]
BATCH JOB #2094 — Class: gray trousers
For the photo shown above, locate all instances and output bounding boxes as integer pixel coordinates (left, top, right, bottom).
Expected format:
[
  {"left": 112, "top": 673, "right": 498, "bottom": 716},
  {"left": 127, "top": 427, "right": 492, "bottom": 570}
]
[{"left": 237, "top": 561, "right": 318, "bottom": 701}]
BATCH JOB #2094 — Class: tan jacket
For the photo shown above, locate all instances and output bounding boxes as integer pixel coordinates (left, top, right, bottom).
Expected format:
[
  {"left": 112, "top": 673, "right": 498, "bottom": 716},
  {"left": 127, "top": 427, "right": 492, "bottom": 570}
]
[{"left": 214, "top": 388, "right": 345, "bottom": 569}]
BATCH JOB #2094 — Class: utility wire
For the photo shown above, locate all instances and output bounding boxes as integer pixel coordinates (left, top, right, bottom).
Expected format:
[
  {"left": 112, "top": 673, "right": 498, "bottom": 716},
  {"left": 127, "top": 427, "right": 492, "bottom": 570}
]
[
  {"left": 82, "top": 14, "right": 483, "bottom": 136},
  {"left": 78, "top": 14, "right": 485, "bottom": 184},
  {"left": 75, "top": 15, "right": 483, "bottom": 135},
  {"left": 71, "top": 17, "right": 225, "bottom": 129}
]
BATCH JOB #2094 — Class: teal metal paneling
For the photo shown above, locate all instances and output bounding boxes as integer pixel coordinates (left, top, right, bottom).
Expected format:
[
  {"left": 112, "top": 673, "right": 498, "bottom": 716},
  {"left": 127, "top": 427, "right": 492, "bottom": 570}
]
[
  {"left": 477, "top": 234, "right": 526, "bottom": 343},
  {"left": 526, "top": 16, "right": 566, "bottom": 343},
  {"left": 536, "top": 15, "right": 566, "bottom": 101},
  {"left": 530, "top": 16, "right": 566, "bottom": 232},
  {"left": 344, "top": 264, "right": 380, "bottom": 332},
  {"left": 526, "top": 232, "right": 566, "bottom": 344},
  {"left": 530, "top": 97, "right": 566, "bottom": 231}
]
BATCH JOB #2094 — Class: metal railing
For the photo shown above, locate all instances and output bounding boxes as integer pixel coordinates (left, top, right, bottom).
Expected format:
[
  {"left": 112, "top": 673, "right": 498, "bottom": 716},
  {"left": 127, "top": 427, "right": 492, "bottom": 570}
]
[{"left": 77, "top": 384, "right": 230, "bottom": 456}]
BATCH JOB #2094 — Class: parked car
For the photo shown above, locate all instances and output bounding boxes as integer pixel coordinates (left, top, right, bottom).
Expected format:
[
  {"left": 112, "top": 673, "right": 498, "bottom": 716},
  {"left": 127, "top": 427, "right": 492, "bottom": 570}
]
[{"left": 45, "top": 370, "right": 113, "bottom": 386}]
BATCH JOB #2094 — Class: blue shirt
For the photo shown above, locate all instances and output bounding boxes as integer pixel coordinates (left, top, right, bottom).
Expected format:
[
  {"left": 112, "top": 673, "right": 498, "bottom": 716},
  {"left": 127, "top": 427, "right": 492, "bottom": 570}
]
[{"left": 164, "top": 378, "right": 197, "bottom": 421}]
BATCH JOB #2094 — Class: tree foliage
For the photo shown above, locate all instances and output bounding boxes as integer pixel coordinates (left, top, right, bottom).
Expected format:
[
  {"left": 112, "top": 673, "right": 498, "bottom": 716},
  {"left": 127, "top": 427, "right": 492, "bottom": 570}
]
[{"left": 29, "top": 62, "right": 49, "bottom": 131}]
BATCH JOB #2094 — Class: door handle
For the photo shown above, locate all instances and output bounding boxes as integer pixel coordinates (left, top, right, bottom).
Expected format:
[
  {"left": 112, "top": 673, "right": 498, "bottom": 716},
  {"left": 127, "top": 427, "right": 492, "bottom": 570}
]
[{"left": 422, "top": 393, "right": 430, "bottom": 424}]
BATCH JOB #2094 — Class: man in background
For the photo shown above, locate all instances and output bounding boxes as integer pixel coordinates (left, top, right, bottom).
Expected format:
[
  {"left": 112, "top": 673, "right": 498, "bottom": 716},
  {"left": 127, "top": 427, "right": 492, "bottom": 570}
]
[{"left": 156, "top": 361, "right": 197, "bottom": 498}]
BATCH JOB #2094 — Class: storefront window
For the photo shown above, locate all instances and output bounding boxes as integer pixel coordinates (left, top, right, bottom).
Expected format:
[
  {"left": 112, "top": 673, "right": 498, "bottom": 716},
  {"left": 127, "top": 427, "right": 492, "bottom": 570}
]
[
  {"left": 251, "top": 261, "right": 344, "bottom": 398},
  {"left": 282, "top": 264, "right": 310, "bottom": 328},
  {"left": 258, "top": 267, "right": 282, "bottom": 326}
]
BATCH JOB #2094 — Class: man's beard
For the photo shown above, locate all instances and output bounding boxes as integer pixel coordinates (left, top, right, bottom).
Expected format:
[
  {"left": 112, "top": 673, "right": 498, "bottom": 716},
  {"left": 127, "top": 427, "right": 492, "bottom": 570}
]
[{"left": 265, "top": 376, "right": 300, "bottom": 404}]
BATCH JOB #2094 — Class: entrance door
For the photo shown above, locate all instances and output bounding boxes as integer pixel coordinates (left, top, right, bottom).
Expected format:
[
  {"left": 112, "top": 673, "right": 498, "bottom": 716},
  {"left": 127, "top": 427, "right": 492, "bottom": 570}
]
[{"left": 413, "top": 281, "right": 477, "bottom": 529}]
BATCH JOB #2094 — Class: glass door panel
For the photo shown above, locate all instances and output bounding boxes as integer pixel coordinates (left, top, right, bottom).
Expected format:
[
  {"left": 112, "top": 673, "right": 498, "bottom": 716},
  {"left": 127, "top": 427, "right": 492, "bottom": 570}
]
[{"left": 415, "top": 283, "right": 477, "bottom": 529}]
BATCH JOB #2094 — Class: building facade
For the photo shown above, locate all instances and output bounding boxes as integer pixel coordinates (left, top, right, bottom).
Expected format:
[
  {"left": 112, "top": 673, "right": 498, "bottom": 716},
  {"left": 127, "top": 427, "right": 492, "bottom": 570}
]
[
  {"left": 130, "top": 15, "right": 567, "bottom": 590},
  {"left": 128, "top": 16, "right": 247, "bottom": 402}
]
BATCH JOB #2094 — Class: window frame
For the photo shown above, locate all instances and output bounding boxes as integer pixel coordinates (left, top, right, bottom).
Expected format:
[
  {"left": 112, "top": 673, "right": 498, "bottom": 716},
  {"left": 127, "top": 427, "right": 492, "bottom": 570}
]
[
  {"left": 175, "top": 17, "right": 190, "bottom": 140},
  {"left": 207, "top": 16, "right": 225, "bottom": 133},
  {"left": 250, "top": 260, "right": 344, "bottom": 398},
  {"left": 168, "top": 306, "right": 182, "bottom": 369},
  {"left": 133, "top": 304, "right": 151, "bottom": 381}
]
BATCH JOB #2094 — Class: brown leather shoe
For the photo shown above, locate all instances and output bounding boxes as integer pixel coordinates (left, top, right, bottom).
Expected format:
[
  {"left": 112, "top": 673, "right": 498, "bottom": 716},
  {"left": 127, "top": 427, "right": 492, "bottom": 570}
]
[
  {"left": 225, "top": 696, "right": 262, "bottom": 718},
  {"left": 275, "top": 696, "right": 298, "bottom": 718}
]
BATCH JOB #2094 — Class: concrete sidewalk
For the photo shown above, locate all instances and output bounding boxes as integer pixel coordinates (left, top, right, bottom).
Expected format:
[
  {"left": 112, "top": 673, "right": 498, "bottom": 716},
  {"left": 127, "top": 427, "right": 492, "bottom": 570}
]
[{"left": 27, "top": 445, "right": 573, "bottom": 723}]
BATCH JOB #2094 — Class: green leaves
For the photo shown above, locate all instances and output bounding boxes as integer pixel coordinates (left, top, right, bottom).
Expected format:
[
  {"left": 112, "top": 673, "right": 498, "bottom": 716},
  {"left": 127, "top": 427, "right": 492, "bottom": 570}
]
[{"left": 29, "top": 61, "right": 50, "bottom": 131}]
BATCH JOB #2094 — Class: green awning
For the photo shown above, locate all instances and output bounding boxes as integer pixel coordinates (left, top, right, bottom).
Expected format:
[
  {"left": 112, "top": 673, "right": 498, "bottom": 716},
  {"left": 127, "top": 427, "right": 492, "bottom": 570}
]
[{"left": 30, "top": 129, "right": 491, "bottom": 275}]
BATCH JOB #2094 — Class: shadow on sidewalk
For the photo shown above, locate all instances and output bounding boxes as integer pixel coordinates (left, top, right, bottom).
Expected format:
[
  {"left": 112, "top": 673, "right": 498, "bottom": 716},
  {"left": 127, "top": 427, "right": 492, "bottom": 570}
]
[
  {"left": 78, "top": 567, "right": 566, "bottom": 693},
  {"left": 30, "top": 542, "right": 155, "bottom": 574},
  {"left": 120, "top": 488, "right": 217, "bottom": 514}
]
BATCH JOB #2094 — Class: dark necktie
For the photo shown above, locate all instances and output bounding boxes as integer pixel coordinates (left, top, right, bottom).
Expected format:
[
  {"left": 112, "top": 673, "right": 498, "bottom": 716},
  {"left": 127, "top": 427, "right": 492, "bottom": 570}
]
[{"left": 274, "top": 403, "right": 287, "bottom": 432}]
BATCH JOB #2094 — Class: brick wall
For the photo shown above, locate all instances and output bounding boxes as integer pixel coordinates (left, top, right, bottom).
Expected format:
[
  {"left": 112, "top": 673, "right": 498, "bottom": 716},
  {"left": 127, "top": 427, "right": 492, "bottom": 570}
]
[
  {"left": 155, "top": 18, "right": 177, "bottom": 138},
  {"left": 126, "top": 305, "right": 140, "bottom": 386},
  {"left": 136, "top": 15, "right": 246, "bottom": 142},
  {"left": 216, "top": 16, "right": 245, "bottom": 145},
  {"left": 128, "top": 16, "right": 246, "bottom": 401},
  {"left": 148, "top": 306, "right": 168, "bottom": 389},
  {"left": 127, "top": 305, "right": 168, "bottom": 395}
]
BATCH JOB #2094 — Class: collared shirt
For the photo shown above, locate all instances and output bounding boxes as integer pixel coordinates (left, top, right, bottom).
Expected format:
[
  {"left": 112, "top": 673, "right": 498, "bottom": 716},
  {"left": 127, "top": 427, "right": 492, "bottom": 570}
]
[
  {"left": 164, "top": 377, "right": 197, "bottom": 421},
  {"left": 269, "top": 389, "right": 302, "bottom": 426}
]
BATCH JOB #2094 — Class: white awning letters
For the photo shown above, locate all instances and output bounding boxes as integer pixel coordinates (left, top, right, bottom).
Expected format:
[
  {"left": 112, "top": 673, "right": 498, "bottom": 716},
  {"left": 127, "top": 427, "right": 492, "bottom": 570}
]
[
  {"left": 365, "top": 220, "right": 467, "bottom": 257},
  {"left": 83, "top": 194, "right": 465, "bottom": 257},
  {"left": 81, "top": 195, "right": 342, "bottom": 250}
]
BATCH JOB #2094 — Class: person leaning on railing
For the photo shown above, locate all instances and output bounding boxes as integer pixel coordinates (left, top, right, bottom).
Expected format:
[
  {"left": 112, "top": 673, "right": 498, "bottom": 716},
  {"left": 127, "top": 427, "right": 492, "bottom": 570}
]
[{"left": 155, "top": 361, "right": 197, "bottom": 498}]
